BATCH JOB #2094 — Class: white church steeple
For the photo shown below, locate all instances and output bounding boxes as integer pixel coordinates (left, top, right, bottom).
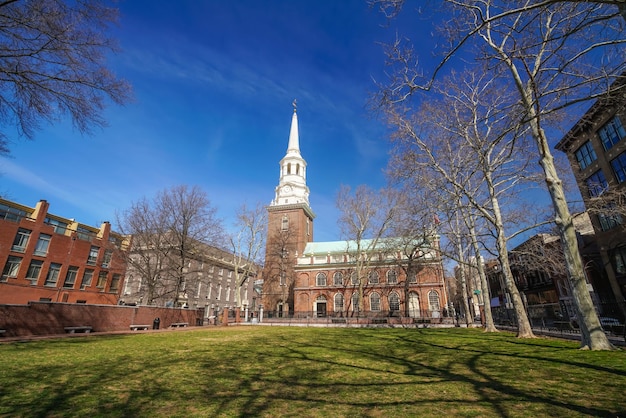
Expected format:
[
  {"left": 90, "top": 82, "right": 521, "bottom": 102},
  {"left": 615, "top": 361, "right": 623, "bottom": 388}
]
[{"left": 271, "top": 101, "right": 310, "bottom": 207}]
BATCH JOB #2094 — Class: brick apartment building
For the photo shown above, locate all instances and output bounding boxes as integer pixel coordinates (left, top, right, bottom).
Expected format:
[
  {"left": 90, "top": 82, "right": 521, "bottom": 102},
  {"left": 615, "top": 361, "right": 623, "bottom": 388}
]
[{"left": 0, "top": 198, "right": 129, "bottom": 305}]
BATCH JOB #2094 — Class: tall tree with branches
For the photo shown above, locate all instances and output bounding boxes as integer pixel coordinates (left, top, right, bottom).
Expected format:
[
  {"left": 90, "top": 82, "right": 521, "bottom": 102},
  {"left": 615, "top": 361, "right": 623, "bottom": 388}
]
[
  {"left": 228, "top": 203, "right": 266, "bottom": 310},
  {"left": 376, "top": 0, "right": 624, "bottom": 349},
  {"left": 0, "top": 0, "right": 131, "bottom": 154},
  {"left": 117, "top": 185, "right": 224, "bottom": 307}
]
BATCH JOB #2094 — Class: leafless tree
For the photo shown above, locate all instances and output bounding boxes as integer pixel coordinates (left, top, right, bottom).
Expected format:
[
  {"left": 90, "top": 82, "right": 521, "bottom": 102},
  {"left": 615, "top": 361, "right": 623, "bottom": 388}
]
[
  {"left": 336, "top": 184, "right": 400, "bottom": 312},
  {"left": 385, "top": 70, "right": 540, "bottom": 337},
  {"left": 262, "top": 224, "right": 297, "bottom": 315},
  {"left": 0, "top": 0, "right": 131, "bottom": 153},
  {"left": 228, "top": 203, "right": 266, "bottom": 310},
  {"left": 376, "top": 0, "right": 623, "bottom": 349},
  {"left": 116, "top": 185, "right": 224, "bottom": 307}
]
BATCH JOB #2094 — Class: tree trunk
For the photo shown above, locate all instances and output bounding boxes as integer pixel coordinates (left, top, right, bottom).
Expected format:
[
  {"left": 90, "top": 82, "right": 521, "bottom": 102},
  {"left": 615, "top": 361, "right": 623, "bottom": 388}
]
[
  {"left": 468, "top": 223, "right": 498, "bottom": 332},
  {"left": 532, "top": 123, "right": 613, "bottom": 350}
]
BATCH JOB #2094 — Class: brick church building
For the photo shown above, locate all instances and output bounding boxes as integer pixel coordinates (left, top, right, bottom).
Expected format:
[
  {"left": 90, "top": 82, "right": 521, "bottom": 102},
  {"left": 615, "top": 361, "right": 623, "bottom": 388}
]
[{"left": 262, "top": 106, "right": 448, "bottom": 321}]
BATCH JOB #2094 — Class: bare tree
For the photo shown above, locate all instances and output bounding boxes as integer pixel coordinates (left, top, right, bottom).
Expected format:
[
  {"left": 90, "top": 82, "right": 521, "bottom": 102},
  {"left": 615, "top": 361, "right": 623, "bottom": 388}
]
[
  {"left": 384, "top": 70, "right": 540, "bottom": 337},
  {"left": 262, "top": 224, "right": 297, "bottom": 316},
  {"left": 376, "top": 0, "right": 623, "bottom": 349},
  {"left": 117, "top": 185, "right": 224, "bottom": 307},
  {"left": 336, "top": 185, "right": 400, "bottom": 312},
  {"left": 0, "top": 0, "right": 131, "bottom": 152},
  {"left": 228, "top": 203, "right": 266, "bottom": 310}
]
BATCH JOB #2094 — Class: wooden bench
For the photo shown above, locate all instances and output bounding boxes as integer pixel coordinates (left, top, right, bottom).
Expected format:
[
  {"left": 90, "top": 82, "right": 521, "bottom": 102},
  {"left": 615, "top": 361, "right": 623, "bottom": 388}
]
[
  {"left": 331, "top": 318, "right": 347, "bottom": 324},
  {"left": 414, "top": 318, "right": 431, "bottom": 324},
  {"left": 170, "top": 322, "right": 188, "bottom": 328},
  {"left": 130, "top": 324, "right": 150, "bottom": 331},
  {"left": 0, "top": 329, "right": 6, "bottom": 336},
  {"left": 371, "top": 318, "right": 388, "bottom": 324},
  {"left": 64, "top": 326, "right": 92, "bottom": 334}
]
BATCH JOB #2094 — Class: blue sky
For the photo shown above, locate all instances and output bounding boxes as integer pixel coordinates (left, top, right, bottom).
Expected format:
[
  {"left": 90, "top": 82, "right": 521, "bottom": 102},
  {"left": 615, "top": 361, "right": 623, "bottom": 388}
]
[{"left": 1, "top": 0, "right": 435, "bottom": 242}]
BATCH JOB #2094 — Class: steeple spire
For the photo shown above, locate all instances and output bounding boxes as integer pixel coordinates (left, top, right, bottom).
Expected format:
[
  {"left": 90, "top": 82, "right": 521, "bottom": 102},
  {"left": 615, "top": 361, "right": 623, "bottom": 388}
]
[
  {"left": 287, "top": 99, "right": 300, "bottom": 153},
  {"left": 270, "top": 101, "right": 311, "bottom": 208}
]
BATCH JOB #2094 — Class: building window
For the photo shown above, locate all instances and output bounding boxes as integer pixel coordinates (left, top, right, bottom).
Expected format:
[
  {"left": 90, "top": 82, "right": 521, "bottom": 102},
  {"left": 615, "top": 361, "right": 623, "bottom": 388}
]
[
  {"left": 370, "top": 292, "right": 381, "bottom": 311},
  {"left": 368, "top": 271, "right": 379, "bottom": 284},
  {"left": 408, "top": 272, "right": 417, "bottom": 283},
  {"left": 0, "top": 203, "right": 27, "bottom": 222},
  {"left": 586, "top": 170, "right": 608, "bottom": 197},
  {"left": 11, "top": 228, "right": 31, "bottom": 252},
  {"left": 574, "top": 141, "right": 597, "bottom": 170},
  {"left": 351, "top": 293, "right": 360, "bottom": 311},
  {"left": 26, "top": 260, "right": 43, "bottom": 284},
  {"left": 334, "top": 293, "right": 344, "bottom": 311},
  {"left": 428, "top": 291, "right": 440, "bottom": 311},
  {"left": 101, "top": 250, "right": 113, "bottom": 268},
  {"left": 80, "top": 269, "right": 94, "bottom": 289},
  {"left": 281, "top": 215, "right": 289, "bottom": 231},
  {"left": 333, "top": 272, "right": 343, "bottom": 286},
  {"left": 110, "top": 274, "right": 121, "bottom": 292},
  {"left": 316, "top": 272, "right": 327, "bottom": 286},
  {"left": 598, "top": 211, "right": 622, "bottom": 231},
  {"left": 87, "top": 246, "right": 99, "bottom": 265},
  {"left": 2, "top": 256, "right": 22, "bottom": 280},
  {"left": 351, "top": 272, "right": 359, "bottom": 285},
  {"left": 387, "top": 269, "right": 398, "bottom": 284},
  {"left": 45, "top": 217, "right": 68, "bottom": 234},
  {"left": 612, "top": 246, "right": 626, "bottom": 275},
  {"left": 610, "top": 151, "right": 626, "bottom": 183},
  {"left": 34, "top": 234, "right": 52, "bottom": 256},
  {"left": 598, "top": 115, "right": 626, "bottom": 150},
  {"left": 63, "top": 266, "right": 79, "bottom": 288},
  {"left": 44, "top": 263, "right": 61, "bottom": 287},
  {"left": 389, "top": 292, "right": 400, "bottom": 312},
  {"left": 96, "top": 271, "right": 107, "bottom": 288}
]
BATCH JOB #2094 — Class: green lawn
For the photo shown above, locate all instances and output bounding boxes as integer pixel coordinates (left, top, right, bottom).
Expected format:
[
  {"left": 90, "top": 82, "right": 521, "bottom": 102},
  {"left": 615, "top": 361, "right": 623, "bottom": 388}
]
[{"left": 0, "top": 327, "right": 624, "bottom": 417}]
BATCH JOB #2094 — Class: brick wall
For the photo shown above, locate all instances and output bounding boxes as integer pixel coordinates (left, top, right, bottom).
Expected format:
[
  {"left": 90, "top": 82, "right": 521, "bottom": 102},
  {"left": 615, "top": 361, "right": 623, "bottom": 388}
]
[{"left": 0, "top": 302, "right": 204, "bottom": 337}]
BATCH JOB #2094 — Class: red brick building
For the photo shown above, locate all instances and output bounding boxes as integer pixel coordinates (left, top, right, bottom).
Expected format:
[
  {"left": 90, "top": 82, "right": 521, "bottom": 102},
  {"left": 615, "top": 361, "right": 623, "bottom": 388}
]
[
  {"left": 262, "top": 107, "right": 447, "bottom": 320},
  {"left": 0, "top": 198, "right": 129, "bottom": 305}
]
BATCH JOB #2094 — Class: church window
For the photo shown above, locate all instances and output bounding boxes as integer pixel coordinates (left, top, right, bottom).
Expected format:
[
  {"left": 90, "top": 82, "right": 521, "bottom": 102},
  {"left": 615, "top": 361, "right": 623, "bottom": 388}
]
[
  {"left": 333, "top": 272, "right": 343, "bottom": 286},
  {"left": 370, "top": 292, "right": 381, "bottom": 311},
  {"left": 287, "top": 163, "right": 292, "bottom": 174},
  {"left": 316, "top": 272, "right": 327, "bottom": 286},
  {"left": 428, "top": 291, "right": 440, "bottom": 311},
  {"left": 281, "top": 215, "right": 289, "bottom": 231},
  {"left": 368, "top": 271, "right": 379, "bottom": 284},
  {"left": 389, "top": 292, "right": 400, "bottom": 312},
  {"left": 334, "top": 293, "right": 344, "bottom": 311},
  {"left": 351, "top": 293, "right": 359, "bottom": 311},
  {"left": 350, "top": 272, "right": 359, "bottom": 285},
  {"left": 387, "top": 269, "right": 398, "bottom": 284}
]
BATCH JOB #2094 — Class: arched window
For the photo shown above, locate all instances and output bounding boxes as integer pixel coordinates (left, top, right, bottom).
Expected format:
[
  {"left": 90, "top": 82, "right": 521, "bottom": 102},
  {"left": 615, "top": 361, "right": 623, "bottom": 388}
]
[
  {"left": 333, "top": 271, "right": 343, "bottom": 286},
  {"left": 387, "top": 269, "right": 398, "bottom": 284},
  {"left": 350, "top": 272, "right": 359, "bottom": 285},
  {"left": 351, "top": 293, "right": 360, "bottom": 311},
  {"left": 334, "top": 293, "right": 344, "bottom": 311},
  {"left": 370, "top": 292, "right": 381, "bottom": 311},
  {"left": 368, "top": 270, "right": 379, "bottom": 284},
  {"left": 389, "top": 292, "right": 400, "bottom": 312},
  {"left": 408, "top": 292, "right": 420, "bottom": 318},
  {"left": 428, "top": 291, "right": 440, "bottom": 311},
  {"left": 287, "top": 163, "right": 291, "bottom": 174},
  {"left": 316, "top": 272, "right": 327, "bottom": 286},
  {"left": 281, "top": 215, "right": 289, "bottom": 231},
  {"left": 296, "top": 163, "right": 300, "bottom": 175}
]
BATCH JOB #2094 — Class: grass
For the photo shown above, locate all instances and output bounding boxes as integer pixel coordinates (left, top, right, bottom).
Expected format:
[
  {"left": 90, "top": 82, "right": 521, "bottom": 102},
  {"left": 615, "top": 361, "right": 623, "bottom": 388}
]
[{"left": 0, "top": 327, "right": 625, "bottom": 417}]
